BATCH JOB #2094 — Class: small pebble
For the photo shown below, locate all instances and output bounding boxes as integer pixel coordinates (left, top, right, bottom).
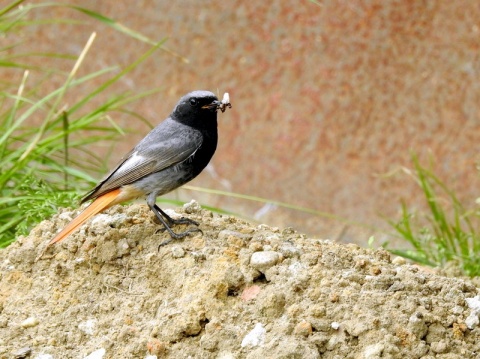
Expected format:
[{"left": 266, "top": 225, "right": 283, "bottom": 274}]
[
  {"left": 465, "top": 312, "right": 479, "bottom": 329},
  {"left": 392, "top": 256, "right": 407, "bottom": 265},
  {"left": 78, "top": 319, "right": 97, "bottom": 335},
  {"left": 241, "top": 323, "right": 266, "bottom": 347},
  {"left": 12, "top": 347, "right": 31, "bottom": 359},
  {"left": 147, "top": 338, "right": 165, "bottom": 355},
  {"left": 183, "top": 200, "right": 202, "bottom": 214},
  {"left": 36, "top": 355, "right": 54, "bottom": 359},
  {"left": 83, "top": 348, "right": 106, "bottom": 359},
  {"left": 216, "top": 352, "right": 236, "bottom": 359},
  {"left": 171, "top": 246, "right": 185, "bottom": 258},
  {"left": 451, "top": 305, "right": 463, "bottom": 315},
  {"left": 250, "top": 251, "right": 280, "bottom": 273},
  {"left": 408, "top": 312, "right": 428, "bottom": 338},
  {"left": 466, "top": 295, "right": 480, "bottom": 313},
  {"left": 430, "top": 340, "right": 448, "bottom": 354},
  {"left": 363, "top": 343, "right": 384, "bottom": 357},
  {"left": 294, "top": 321, "right": 313, "bottom": 336},
  {"left": 331, "top": 322, "right": 340, "bottom": 330},
  {"left": 241, "top": 285, "right": 261, "bottom": 301},
  {"left": 21, "top": 317, "right": 39, "bottom": 328}
]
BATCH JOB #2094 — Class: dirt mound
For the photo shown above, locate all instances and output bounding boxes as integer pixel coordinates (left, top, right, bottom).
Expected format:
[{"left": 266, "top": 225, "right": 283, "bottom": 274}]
[{"left": 1, "top": 201, "right": 479, "bottom": 358}]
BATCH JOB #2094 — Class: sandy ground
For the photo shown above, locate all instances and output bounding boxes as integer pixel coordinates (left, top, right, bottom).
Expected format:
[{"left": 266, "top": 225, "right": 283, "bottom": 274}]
[{"left": 1, "top": 202, "right": 480, "bottom": 359}]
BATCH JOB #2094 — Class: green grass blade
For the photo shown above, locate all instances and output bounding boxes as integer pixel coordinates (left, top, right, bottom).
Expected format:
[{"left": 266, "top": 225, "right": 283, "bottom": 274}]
[
  {"left": 385, "top": 155, "right": 480, "bottom": 277},
  {"left": 0, "top": 0, "right": 25, "bottom": 17}
]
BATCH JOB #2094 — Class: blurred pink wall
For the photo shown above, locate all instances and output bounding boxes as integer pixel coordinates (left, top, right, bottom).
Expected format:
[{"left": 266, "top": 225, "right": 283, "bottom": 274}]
[{"left": 9, "top": 0, "right": 480, "bottom": 245}]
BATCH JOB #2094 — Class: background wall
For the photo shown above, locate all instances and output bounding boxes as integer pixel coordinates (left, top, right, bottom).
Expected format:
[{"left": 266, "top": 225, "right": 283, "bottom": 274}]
[{"left": 10, "top": 0, "right": 480, "bottom": 245}]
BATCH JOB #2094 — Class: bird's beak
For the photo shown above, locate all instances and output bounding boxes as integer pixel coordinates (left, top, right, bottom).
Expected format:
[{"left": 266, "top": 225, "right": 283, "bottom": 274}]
[{"left": 202, "top": 100, "right": 222, "bottom": 112}]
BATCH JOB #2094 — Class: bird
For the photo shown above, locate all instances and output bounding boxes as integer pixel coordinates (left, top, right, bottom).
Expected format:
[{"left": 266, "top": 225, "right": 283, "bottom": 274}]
[{"left": 42, "top": 90, "right": 231, "bottom": 253}]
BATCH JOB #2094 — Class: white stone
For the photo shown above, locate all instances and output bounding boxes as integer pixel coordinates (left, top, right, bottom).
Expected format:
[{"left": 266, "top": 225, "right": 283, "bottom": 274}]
[
  {"left": 466, "top": 295, "right": 480, "bottom": 313},
  {"left": 78, "top": 319, "right": 97, "bottom": 335},
  {"left": 241, "top": 323, "right": 266, "bottom": 347},
  {"left": 35, "top": 355, "right": 54, "bottom": 359},
  {"left": 21, "top": 317, "right": 39, "bottom": 328},
  {"left": 364, "top": 343, "right": 385, "bottom": 358},
  {"left": 466, "top": 312, "right": 479, "bottom": 329},
  {"left": 83, "top": 348, "right": 105, "bottom": 359},
  {"left": 465, "top": 295, "right": 480, "bottom": 329},
  {"left": 250, "top": 251, "right": 280, "bottom": 273}
]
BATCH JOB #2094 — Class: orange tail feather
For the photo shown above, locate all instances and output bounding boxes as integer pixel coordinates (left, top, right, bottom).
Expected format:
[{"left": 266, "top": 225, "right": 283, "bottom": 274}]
[{"left": 48, "top": 188, "right": 121, "bottom": 246}]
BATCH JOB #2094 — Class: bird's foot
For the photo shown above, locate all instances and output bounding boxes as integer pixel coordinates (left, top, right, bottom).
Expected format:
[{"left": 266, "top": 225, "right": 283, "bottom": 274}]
[
  {"left": 150, "top": 204, "right": 203, "bottom": 250},
  {"left": 166, "top": 216, "right": 199, "bottom": 226}
]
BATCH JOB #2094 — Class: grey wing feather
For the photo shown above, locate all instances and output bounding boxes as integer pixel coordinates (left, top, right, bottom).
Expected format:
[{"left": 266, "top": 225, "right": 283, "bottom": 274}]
[{"left": 82, "top": 120, "right": 203, "bottom": 202}]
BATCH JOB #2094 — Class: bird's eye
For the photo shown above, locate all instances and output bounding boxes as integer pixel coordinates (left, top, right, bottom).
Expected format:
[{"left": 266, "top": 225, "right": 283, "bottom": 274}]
[{"left": 189, "top": 98, "right": 198, "bottom": 106}]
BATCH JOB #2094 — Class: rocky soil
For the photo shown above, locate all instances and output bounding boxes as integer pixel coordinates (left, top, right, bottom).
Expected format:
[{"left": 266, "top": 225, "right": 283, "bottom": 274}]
[{"left": 0, "top": 201, "right": 479, "bottom": 359}]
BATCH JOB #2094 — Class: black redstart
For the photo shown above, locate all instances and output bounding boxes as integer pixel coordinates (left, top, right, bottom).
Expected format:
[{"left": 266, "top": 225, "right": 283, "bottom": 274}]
[{"left": 45, "top": 90, "right": 231, "bottom": 250}]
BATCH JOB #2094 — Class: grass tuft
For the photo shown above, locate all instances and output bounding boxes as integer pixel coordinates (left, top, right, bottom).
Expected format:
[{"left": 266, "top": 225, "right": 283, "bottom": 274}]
[
  {"left": 386, "top": 155, "right": 480, "bottom": 277},
  {"left": 0, "top": 1, "right": 168, "bottom": 247}
]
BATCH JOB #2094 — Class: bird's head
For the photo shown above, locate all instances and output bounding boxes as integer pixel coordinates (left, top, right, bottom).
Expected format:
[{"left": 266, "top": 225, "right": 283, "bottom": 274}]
[{"left": 171, "top": 91, "right": 220, "bottom": 126}]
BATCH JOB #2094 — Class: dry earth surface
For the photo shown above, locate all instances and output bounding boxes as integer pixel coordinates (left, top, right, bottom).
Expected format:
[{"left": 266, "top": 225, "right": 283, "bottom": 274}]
[{"left": 1, "top": 202, "right": 480, "bottom": 359}]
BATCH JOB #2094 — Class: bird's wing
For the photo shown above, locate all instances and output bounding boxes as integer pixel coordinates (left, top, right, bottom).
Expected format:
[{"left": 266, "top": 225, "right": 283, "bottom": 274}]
[{"left": 82, "top": 121, "right": 203, "bottom": 202}]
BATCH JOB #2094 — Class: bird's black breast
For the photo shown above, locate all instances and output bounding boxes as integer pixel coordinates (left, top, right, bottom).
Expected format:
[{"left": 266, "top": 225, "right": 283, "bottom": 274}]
[{"left": 182, "top": 127, "right": 218, "bottom": 179}]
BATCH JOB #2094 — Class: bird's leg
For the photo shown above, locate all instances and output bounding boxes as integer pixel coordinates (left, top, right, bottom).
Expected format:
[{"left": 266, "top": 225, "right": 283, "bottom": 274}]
[
  {"left": 147, "top": 192, "right": 202, "bottom": 245},
  {"left": 147, "top": 202, "right": 202, "bottom": 247},
  {"left": 154, "top": 204, "right": 199, "bottom": 226}
]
